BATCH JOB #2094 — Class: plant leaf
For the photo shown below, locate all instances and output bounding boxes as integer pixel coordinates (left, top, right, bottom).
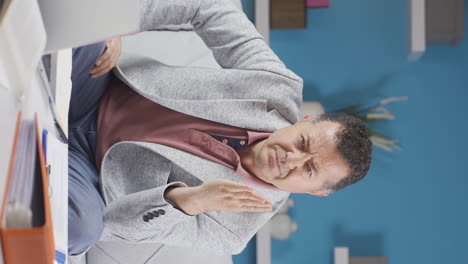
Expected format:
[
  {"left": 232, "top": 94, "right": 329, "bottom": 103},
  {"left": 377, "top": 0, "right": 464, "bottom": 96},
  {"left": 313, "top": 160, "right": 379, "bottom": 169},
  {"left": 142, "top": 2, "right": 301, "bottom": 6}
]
[
  {"left": 367, "top": 130, "right": 394, "bottom": 140},
  {"left": 332, "top": 104, "right": 363, "bottom": 114}
]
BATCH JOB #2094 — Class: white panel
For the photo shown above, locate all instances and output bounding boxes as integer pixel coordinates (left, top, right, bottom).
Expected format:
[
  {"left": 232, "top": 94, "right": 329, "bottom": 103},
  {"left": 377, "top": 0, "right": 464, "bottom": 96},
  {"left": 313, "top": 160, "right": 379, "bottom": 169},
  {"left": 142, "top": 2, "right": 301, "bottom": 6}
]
[
  {"left": 301, "top": 101, "right": 325, "bottom": 117},
  {"left": 255, "top": 0, "right": 270, "bottom": 46},
  {"left": 122, "top": 31, "right": 213, "bottom": 67},
  {"left": 334, "top": 247, "right": 349, "bottom": 264},
  {"left": 38, "top": 0, "right": 138, "bottom": 53},
  {"left": 408, "top": 0, "right": 426, "bottom": 60},
  {"left": 256, "top": 223, "right": 271, "bottom": 264},
  {"left": 0, "top": 0, "right": 46, "bottom": 97},
  {"left": 51, "top": 50, "right": 73, "bottom": 137}
]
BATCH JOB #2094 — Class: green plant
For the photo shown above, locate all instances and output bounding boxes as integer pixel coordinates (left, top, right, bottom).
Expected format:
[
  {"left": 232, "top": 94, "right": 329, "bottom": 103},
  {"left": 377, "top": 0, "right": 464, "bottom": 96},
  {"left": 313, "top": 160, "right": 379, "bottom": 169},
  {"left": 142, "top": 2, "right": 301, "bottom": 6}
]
[{"left": 333, "top": 97, "right": 408, "bottom": 151}]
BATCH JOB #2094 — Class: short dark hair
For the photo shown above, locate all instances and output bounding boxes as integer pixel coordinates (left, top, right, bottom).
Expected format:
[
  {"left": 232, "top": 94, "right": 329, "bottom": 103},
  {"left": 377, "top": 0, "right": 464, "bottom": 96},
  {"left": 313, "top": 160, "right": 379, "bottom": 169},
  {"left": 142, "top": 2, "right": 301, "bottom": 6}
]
[{"left": 309, "top": 113, "right": 373, "bottom": 192}]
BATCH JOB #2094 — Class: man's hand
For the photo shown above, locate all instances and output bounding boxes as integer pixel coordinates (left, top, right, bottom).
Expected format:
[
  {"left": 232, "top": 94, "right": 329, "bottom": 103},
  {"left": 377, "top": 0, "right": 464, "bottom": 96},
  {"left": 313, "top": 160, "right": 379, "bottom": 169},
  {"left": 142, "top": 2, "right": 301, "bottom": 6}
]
[
  {"left": 90, "top": 36, "right": 122, "bottom": 78},
  {"left": 165, "top": 180, "right": 273, "bottom": 216}
]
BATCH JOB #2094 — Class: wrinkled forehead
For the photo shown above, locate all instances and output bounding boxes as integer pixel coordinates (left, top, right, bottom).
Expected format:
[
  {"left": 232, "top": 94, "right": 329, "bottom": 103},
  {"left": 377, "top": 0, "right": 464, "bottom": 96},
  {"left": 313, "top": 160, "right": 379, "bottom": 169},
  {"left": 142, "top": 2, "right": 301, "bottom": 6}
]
[
  {"left": 302, "top": 121, "right": 350, "bottom": 178},
  {"left": 298, "top": 120, "right": 342, "bottom": 145}
]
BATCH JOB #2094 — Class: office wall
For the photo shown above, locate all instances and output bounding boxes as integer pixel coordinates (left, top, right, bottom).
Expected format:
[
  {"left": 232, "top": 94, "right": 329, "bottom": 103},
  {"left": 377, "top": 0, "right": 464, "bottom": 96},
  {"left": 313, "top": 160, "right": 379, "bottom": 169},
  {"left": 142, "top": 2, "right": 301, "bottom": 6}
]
[{"left": 235, "top": 0, "right": 468, "bottom": 264}]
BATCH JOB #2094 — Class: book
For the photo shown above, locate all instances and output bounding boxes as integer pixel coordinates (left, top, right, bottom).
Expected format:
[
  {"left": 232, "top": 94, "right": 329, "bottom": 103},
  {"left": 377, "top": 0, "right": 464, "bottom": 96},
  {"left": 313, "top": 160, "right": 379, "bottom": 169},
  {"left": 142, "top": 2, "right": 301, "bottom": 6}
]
[
  {"left": 307, "top": 0, "right": 330, "bottom": 8},
  {"left": 271, "top": 0, "right": 307, "bottom": 29},
  {"left": 0, "top": 113, "right": 55, "bottom": 264}
]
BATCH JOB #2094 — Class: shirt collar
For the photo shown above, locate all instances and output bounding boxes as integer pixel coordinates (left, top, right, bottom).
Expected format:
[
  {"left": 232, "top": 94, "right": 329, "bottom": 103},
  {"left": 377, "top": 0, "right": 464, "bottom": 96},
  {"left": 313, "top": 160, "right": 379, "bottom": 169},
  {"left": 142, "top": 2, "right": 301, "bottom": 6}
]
[
  {"left": 247, "top": 130, "right": 272, "bottom": 145},
  {"left": 235, "top": 163, "right": 278, "bottom": 189},
  {"left": 235, "top": 130, "right": 278, "bottom": 190}
]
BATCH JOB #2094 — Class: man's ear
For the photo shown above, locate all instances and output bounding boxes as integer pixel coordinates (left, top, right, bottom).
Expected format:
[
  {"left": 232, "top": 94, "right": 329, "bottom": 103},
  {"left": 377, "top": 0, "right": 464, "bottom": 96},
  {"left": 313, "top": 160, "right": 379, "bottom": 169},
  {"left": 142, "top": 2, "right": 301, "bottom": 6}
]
[
  {"left": 294, "top": 114, "right": 312, "bottom": 125},
  {"left": 308, "top": 191, "right": 329, "bottom": 197}
]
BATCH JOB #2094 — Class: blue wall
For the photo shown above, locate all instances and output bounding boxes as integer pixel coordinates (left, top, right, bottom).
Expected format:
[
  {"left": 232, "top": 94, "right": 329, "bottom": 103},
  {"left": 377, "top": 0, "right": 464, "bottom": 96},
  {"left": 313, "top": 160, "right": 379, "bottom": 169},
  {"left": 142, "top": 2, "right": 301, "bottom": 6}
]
[{"left": 235, "top": 1, "right": 468, "bottom": 264}]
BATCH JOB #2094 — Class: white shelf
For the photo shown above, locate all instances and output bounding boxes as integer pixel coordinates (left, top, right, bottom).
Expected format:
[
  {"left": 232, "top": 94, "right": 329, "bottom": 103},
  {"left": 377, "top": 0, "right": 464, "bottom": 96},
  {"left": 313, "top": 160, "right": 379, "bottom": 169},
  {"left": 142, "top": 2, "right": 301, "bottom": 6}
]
[
  {"left": 334, "top": 247, "right": 349, "bottom": 264},
  {"left": 255, "top": 0, "right": 270, "bottom": 46},
  {"left": 407, "top": 0, "right": 426, "bottom": 60},
  {"left": 256, "top": 223, "right": 271, "bottom": 264}
]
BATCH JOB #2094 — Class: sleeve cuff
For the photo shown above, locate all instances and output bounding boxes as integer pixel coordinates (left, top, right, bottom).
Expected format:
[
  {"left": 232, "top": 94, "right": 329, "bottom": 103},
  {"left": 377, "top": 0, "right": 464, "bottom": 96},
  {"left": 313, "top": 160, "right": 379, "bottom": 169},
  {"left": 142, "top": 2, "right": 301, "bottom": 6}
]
[{"left": 162, "top": 181, "right": 192, "bottom": 215}]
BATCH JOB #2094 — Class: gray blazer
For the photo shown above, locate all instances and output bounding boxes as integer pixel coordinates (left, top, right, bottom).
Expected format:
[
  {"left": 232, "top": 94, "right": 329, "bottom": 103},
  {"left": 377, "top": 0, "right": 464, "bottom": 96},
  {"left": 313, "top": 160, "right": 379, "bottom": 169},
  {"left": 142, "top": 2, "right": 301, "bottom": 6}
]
[{"left": 99, "top": 0, "right": 304, "bottom": 254}]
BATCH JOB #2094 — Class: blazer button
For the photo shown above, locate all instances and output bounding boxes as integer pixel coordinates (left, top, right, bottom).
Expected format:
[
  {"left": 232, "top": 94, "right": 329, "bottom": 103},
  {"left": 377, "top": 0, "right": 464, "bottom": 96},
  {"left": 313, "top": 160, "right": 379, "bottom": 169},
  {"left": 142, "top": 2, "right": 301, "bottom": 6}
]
[
  {"left": 143, "top": 215, "right": 149, "bottom": 222},
  {"left": 158, "top": 209, "right": 166, "bottom": 215},
  {"left": 147, "top": 212, "right": 154, "bottom": 219},
  {"left": 202, "top": 136, "right": 208, "bottom": 142},
  {"left": 152, "top": 211, "right": 160, "bottom": 217}
]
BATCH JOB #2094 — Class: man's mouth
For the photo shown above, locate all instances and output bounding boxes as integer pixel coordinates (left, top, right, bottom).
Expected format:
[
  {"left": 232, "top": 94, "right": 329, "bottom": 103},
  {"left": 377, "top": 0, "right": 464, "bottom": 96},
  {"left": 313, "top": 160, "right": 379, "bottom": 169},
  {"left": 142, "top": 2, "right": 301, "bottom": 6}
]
[
  {"left": 275, "top": 149, "right": 281, "bottom": 176},
  {"left": 274, "top": 146, "right": 288, "bottom": 179}
]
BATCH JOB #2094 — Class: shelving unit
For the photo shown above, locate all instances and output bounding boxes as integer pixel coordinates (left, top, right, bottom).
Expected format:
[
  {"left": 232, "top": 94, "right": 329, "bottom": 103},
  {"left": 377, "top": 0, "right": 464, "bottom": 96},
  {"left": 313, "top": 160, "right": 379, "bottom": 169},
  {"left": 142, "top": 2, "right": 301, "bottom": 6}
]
[
  {"left": 255, "top": 0, "right": 270, "bottom": 45},
  {"left": 407, "top": 0, "right": 426, "bottom": 60}
]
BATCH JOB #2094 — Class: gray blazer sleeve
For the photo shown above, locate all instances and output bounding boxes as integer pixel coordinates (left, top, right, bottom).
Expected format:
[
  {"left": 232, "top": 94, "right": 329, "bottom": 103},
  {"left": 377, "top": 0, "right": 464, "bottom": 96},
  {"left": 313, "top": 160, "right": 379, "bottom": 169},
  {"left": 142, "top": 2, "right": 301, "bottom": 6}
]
[
  {"left": 103, "top": 193, "right": 278, "bottom": 254},
  {"left": 102, "top": 189, "right": 280, "bottom": 254},
  {"left": 100, "top": 143, "right": 286, "bottom": 254},
  {"left": 102, "top": 182, "right": 191, "bottom": 240},
  {"left": 118, "top": 0, "right": 304, "bottom": 125},
  {"left": 138, "top": 0, "right": 302, "bottom": 82}
]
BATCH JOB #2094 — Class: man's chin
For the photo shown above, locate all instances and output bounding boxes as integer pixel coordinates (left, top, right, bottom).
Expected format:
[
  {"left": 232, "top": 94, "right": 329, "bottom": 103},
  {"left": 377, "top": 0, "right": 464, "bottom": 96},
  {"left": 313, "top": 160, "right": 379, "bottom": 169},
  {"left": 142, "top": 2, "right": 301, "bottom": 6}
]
[
  {"left": 263, "top": 171, "right": 282, "bottom": 182},
  {"left": 257, "top": 172, "right": 273, "bottom": 183}
]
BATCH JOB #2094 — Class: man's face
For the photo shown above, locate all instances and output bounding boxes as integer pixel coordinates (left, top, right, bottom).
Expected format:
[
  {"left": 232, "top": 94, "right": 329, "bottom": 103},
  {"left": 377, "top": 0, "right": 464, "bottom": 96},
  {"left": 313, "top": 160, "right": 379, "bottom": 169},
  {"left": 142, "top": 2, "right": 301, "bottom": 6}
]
[{"left": 243, "top": 120, "right": 350, "bottom": 195}]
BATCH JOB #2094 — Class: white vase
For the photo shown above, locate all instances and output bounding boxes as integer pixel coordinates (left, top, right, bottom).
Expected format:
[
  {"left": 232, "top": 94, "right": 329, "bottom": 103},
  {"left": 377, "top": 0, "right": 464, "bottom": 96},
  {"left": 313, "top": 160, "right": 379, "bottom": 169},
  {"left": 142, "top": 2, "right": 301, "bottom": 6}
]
[
  {"left": 270, "top": 214, "right": 298, "bottom": 240},
  {"left": 301, "top": 101, "right": 325, "bottom": 117}
]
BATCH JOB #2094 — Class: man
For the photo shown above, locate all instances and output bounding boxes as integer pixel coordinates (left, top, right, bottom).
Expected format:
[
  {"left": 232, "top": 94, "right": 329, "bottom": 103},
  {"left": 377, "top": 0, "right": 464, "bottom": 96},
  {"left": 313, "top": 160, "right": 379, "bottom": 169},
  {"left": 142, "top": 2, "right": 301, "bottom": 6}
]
[{"left": 68, "top": 0, "right": 372, "bottom": 256}]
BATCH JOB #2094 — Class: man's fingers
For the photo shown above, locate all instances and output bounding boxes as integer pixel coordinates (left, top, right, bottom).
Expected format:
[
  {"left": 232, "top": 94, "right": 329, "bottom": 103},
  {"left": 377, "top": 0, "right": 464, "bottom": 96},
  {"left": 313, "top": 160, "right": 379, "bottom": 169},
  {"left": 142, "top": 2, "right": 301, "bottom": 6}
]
[
  {"left": 91, "top": 54, "right": 112, "bottom": 74},
  {"left": 91, "top": 66, "right": 111, "bottom": 78},
  {"left": 244, "top": 191, "right": 271, "bottom": 204},
  {"left": 96, "top": 57, "right": 114, "bottom": 72},
  {"left": 91, "top": 58, "right": 115, "bottom": 78},
  {"left": 95, "top": 47, "right": 113, "bottom": 66},
  {"left": 235, "top": 191, "right": 270, "bottom": 204},
  {"left": 91, "top": 67, "right": 110, "bottom": 78},
  {"left": 221, "top": 181, "right": 271, "bottom": 204},
  {"left": 235, "top": 204, "right": 273, "bottom": 212},
  {"left": 89, "top": 37, "right": 122, "bottom": 78},
  {"left": 225, "top": 182, "right": 253, "bottom": 193},
  {"left": 106, "top": 39, "right": 113, "bottom": 48},
  {"left": 238, "top": 198, "right": 272, "bottom": 208},
  {"left": 239, "top": 192, "right": 261, "bottom": 203},
  {"left": 91, "top": 52, "right": 114, "bottom": 73}
]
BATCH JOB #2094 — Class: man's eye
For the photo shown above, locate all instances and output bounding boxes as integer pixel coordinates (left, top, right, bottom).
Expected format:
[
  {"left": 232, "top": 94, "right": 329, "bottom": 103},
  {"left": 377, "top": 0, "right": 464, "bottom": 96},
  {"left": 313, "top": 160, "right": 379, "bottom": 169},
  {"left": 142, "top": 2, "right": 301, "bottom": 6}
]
[
  {"left": 301, "top": 136, "right": 306, "bottom": 148},
  {"left": 307, "top": 165, "right": 313, "bottom": 176}
]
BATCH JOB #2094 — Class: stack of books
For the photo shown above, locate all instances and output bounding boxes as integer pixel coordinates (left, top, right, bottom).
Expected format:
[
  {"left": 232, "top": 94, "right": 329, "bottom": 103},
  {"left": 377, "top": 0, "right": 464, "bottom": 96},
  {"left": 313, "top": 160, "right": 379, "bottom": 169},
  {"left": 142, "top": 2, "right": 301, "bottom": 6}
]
[
  {"left": 270, "top": 0, "right": 330, "bottom": 29},
  {"left": 0, "top": 114, "right": 55, "bottom": 264}
]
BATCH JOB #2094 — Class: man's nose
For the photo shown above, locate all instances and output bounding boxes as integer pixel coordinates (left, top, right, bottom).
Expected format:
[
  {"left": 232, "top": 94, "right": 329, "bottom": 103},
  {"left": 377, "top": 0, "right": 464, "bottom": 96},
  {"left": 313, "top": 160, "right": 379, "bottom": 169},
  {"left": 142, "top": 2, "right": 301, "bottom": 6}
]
[{"left": 285, "top": 151, "right": 311, "bottom": 170}]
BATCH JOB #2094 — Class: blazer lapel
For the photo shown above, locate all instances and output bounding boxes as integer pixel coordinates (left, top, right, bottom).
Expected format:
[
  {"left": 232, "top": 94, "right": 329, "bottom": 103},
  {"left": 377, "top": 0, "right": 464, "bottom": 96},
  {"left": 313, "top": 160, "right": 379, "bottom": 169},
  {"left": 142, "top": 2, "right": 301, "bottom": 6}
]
[{"left": 100, "top": 141, "right": 173, "bottom": 204}]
